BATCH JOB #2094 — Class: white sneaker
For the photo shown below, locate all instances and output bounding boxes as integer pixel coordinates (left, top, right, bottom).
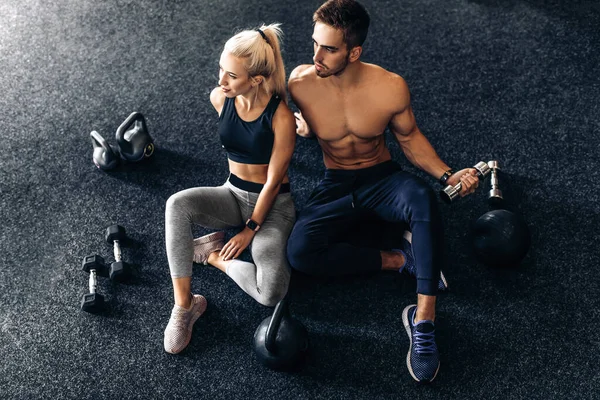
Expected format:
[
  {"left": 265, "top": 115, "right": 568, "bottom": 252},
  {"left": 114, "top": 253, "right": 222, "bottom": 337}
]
[{"left": 163, "top": 294, "right": 208, "bottom": 354}]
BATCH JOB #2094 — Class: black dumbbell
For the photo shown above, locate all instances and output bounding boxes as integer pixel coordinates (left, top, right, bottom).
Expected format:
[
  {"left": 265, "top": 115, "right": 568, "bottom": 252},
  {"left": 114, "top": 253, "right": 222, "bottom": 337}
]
[
  {"left": 105, "top": 225, "right": 130, "bottom": 281},
  {"left": 81, "top": 255, "right": 107, "bottom": 313},
  {"left": 440, "top": 161, "right": 491, "bottom": 203}
]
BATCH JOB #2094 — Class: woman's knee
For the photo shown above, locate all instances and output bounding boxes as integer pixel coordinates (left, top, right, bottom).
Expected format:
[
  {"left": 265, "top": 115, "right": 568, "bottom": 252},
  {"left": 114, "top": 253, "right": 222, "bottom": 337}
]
[
  {"left": 254, "top": 268, "right": 289, "bottom": 307},
  {"left": 166, "top": 188, "right": 215, "bottom": 222},
  {"left": 257, "top": 284, "right": 288, "bottom": 307},
  {"left": 250, "top": 243, "right": 291, "bottom": 307},
  {"left": 165, "top": 191, "right": 190, "bottom": 216}
]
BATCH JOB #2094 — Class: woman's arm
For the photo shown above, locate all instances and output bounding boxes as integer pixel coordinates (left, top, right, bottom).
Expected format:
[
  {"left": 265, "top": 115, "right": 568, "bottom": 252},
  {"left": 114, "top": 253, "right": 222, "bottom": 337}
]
[
  {"left": 210, "top": 86, "right": 226, "bottom": 115},
  {"left": 249, "top": 102, "right": 296, "bottom": 225},
  {"left": 220, "top": 102, "right": 296, "bottom": 261}
]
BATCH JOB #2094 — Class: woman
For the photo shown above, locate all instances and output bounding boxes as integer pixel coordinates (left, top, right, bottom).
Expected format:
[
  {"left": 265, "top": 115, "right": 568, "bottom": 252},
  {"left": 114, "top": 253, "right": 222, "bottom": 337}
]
[{"left": 163, "top": 24, "right": 296, "bottom": 354}]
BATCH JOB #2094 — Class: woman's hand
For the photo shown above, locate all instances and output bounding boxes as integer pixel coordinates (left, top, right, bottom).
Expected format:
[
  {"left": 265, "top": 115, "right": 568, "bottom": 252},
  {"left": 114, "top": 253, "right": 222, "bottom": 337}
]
[
  {"left": 446, "top": 168, "right": 480, "bottom": 197},
  {"left": 219, "top": 229, "right": 255, "bottom": 261},
  {"left": 294, "top": 112, "right": 314, "bottom": 138}
]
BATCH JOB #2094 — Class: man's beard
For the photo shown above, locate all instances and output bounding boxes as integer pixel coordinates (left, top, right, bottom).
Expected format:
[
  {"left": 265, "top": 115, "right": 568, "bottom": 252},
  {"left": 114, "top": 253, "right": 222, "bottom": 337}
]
[{"left": 316, "top": 53, "right": 350, "bottom": 78}]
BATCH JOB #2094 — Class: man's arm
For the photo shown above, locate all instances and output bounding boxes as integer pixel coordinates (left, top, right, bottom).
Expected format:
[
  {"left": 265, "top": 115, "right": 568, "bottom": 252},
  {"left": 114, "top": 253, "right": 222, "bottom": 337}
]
[
  {"left": 388, "top": 75, "right": 479, "bottom": 195},
  {"left": 288, "top": 65, "right": 315, "bottom": 138},
  {"left": 388, "top": 76, "right": 450, "bottom": 179}
]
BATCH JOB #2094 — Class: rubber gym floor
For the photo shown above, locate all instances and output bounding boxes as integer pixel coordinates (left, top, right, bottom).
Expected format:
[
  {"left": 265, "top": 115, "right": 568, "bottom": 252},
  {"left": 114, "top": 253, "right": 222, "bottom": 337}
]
[{"left": 1, "top": 0, "right": 598, "bottom": 399}]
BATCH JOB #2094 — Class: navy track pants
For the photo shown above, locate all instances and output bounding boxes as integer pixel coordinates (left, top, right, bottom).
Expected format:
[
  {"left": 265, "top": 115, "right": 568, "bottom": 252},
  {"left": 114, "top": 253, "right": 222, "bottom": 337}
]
[{"left": 287, "top": 161, "right": 443, "bottom": 296}]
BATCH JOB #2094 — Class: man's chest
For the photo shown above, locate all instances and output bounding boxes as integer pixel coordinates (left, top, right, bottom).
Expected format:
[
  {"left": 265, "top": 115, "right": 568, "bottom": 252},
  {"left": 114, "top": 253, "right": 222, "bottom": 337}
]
[{"left": 300, "top": 92, "right": 393, "bottom": 141}]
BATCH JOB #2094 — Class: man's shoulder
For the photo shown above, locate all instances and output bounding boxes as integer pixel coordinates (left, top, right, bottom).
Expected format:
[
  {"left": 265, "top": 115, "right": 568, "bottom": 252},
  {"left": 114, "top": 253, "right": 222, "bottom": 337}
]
[
  {"left": 288, "top": 65, "right": 317, "bottom": 102},
  {"left": 362, "top": 64, "right": 411, "bottom": 107},
  {"left": 289, "top": 65, "right": 316, "bottom": 85},
  {"left": 363, "top": 63, "right": 408, "bottom": 90}
]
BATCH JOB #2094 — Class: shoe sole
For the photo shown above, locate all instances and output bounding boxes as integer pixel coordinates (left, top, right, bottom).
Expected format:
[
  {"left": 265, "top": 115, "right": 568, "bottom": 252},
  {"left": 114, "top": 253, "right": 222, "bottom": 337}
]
[
  {"left": 193, "top": 232, "right": 225, "bottom": 264},
  {"left": 194, "top": 231, "right": 225, "bottom": 245},
  {"left": 164, "top": 296, "right": 208, "bottom": 354},
  {"left": 402, "top": 305, "right": 440, "bottom": 383},
  {"left": 439, "top": 270, "right": 448, "bottom": 291}
]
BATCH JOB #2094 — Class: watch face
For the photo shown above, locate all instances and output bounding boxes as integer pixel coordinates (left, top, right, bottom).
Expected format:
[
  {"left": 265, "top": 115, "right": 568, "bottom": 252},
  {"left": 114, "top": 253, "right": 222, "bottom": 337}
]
[{"left": 247, "top": 220, "right": 258, "bottom": 230}]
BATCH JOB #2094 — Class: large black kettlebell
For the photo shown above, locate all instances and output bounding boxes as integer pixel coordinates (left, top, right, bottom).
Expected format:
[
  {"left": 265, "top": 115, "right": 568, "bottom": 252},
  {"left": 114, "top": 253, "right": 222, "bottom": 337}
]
[
  {"left": 253, "top": 298, "right": 309, "bottom": 371},
  {"left": 91, "top": 130, "right": 120, "bottom": 170},
  {"left": 472, "top": 208, "right": 531, "bottom": 268},
  {"left": 116, "top": 112, "right": 154, "bottom": 162}
]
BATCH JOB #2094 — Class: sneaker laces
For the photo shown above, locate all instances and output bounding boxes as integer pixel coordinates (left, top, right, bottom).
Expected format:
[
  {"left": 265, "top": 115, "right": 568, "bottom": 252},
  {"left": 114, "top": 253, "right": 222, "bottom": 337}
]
[
  {"left": 168, "top": 307, "right": 190, "bottom": 330},
  {"left": 413, "top": 325, "right": 437, "bottom": 355}
]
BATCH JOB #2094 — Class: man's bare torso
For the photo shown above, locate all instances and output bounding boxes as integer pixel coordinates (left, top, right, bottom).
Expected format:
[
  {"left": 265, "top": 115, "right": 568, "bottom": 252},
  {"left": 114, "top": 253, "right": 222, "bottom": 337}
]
[{"left": 290, "top": 63, "right": 407, "bottom": 169}]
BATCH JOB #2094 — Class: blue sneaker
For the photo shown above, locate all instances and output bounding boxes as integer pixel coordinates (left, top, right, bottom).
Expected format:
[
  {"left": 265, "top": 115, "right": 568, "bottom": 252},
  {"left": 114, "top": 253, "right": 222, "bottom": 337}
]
[
  {"left": 402, "top": 304, "right": 440, "bottom": 383},
  {"left": 396, "top": 232, "right": 448, "bottom": 291}
]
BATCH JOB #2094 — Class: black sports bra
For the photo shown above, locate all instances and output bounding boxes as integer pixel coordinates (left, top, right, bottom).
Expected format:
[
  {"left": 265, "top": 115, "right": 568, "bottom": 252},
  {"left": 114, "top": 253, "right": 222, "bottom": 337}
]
[{"left": 218, "top": 94, "right": 281, "bottom": 164}]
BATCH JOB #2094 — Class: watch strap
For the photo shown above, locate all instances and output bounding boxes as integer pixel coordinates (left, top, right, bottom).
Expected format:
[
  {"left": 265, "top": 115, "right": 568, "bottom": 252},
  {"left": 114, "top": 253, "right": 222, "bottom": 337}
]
[{"left": 439, "top": 169, "right": 454, "bottom": 185}]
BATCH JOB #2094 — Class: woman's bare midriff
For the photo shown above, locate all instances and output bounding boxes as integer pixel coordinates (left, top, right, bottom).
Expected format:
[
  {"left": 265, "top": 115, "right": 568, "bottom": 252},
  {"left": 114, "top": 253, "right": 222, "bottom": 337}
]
[{"left": 228, "top": 159, "right": 289, "bottom": 184}]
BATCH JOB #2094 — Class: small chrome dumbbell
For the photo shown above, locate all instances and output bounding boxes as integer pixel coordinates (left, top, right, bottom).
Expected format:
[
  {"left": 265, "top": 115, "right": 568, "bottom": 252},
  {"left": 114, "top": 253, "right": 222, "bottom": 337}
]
[
  {"left": 487, "top": 160, "right": 503, "bottom": 206},
  {"left": 440, "top": 161, "right": 491, "bottom": 203}
]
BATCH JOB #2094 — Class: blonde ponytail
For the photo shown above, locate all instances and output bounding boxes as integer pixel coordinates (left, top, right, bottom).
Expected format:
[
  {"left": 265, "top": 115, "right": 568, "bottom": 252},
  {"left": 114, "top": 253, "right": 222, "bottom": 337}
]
[{"left": 223, "top": 23, "right": 287, "bottom": 104}]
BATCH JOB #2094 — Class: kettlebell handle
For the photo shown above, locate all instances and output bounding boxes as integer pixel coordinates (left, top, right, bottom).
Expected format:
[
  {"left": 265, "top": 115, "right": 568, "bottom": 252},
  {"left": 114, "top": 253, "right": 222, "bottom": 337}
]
[
  {"left": 116, "top": 112, "right": 146, "bottom": 142},
  {"left": 265, "top": 298, "right": 289, "bottom": 353},
  {"left": 90, "top": 130, "right": 112, "bottom": 153}
]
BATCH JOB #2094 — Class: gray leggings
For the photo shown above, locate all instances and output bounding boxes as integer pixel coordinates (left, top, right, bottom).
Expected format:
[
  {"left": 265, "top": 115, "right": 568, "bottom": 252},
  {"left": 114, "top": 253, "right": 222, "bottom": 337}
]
[{"left": 165, "top": 179, "right": 296, "bottom": 307}]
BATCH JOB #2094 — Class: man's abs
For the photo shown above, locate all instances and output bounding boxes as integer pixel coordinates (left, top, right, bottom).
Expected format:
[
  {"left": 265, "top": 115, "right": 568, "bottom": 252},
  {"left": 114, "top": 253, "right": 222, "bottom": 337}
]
[{"left": 319, "top": 134, "right": 392, "bottom": 169}]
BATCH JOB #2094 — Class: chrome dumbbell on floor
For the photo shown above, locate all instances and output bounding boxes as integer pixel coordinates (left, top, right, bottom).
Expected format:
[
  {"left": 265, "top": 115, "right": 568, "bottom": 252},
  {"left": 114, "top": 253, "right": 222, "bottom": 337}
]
[
  {"left": 487, "top": 160, "right": 503, "bottom": 206},
  {"left": 440, "top": 161, "right": 492, "bottom": 203},
  {"left": 471, "top": 160, "right": 531, "bottom": 268}
]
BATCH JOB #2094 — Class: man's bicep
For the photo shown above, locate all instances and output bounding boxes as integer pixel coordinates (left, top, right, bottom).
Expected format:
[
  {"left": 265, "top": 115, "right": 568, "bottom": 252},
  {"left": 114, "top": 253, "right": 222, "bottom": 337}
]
[{"left": 390, "top": 106, "right": 417, "bottom": 139}]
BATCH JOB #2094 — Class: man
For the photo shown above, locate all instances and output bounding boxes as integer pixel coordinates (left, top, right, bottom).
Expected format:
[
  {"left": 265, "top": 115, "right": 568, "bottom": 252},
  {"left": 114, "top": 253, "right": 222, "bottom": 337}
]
[{"left": 286, "top": 0, "right": 479, "bottom": 383}]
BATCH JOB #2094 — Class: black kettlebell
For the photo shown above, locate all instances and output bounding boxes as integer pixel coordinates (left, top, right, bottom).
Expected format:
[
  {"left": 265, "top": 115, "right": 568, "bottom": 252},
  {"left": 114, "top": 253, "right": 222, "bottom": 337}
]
[
  {"left": 116, "top": 112, "right": 154, "bottom": 162},
  {"left": 472, "top": 208, "right": 531, "bottom": 268},
  {"left": 253, "top": 298, "right": 309, "bottom": 371},
  {"left": 91, "top": 130, "right": 120, "bottom": 170}
]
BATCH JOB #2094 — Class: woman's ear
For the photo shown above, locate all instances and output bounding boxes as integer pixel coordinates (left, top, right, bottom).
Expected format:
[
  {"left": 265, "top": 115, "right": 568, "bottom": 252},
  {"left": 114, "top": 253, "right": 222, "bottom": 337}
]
[{"left": 251, "top": 75, "right": 265, "bottom": 87}]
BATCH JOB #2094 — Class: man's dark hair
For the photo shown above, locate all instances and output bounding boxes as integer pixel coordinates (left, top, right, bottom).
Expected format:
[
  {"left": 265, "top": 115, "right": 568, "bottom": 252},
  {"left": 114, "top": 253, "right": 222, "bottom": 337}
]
[{"left": 313, "top": 0, "right": 370, "bottom": 49}]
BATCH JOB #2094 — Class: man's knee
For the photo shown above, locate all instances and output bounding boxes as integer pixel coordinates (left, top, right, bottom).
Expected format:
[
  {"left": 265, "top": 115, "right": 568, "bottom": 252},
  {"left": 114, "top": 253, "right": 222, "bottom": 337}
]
[
  {"left": 405, "top": 182, "right": 439, "bottom": 218},
  {"left": 286, "top": 222, "right": 304, "bottom": 262},
  {"left": 287, "top": 242, "right": 327, "bottom": 276},
  {"left": 286, "top": 222, "right": 319, "bottom": 273},
  {"left": 409, "top": 181, "right": 436, "bottom": 203}
]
